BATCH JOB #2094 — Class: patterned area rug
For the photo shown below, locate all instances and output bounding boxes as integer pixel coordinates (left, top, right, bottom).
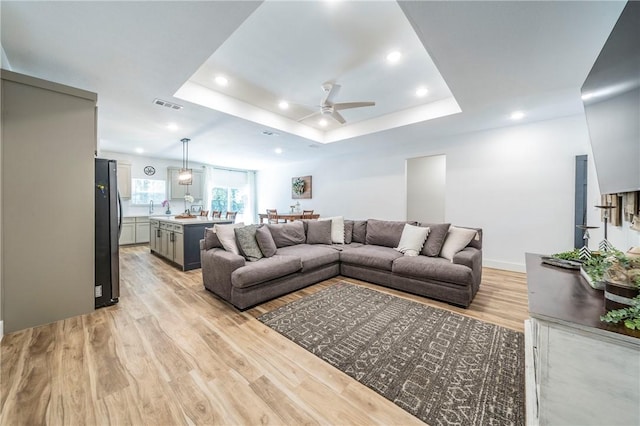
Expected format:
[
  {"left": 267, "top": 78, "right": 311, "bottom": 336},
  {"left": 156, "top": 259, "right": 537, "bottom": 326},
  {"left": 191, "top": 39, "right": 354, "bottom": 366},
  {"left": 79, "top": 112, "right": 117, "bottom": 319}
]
[{"left": 258, "top": 282, "right": 525, "bottom": 426}]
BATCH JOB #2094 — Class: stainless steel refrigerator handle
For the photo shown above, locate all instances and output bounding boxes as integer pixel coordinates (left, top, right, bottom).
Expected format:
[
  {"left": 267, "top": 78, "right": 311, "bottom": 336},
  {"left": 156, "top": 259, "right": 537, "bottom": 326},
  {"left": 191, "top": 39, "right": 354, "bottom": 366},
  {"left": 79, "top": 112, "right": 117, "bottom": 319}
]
[{"left": 117, "top": 191, "right": 123, "bottom": 238}]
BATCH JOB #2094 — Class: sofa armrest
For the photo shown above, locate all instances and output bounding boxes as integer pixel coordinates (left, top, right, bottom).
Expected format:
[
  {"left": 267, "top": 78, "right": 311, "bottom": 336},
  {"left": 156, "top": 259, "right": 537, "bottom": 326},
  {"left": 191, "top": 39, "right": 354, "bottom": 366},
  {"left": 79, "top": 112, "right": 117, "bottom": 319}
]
[
  {"left": 199, "top": 239, "right": 205, "bottom": 251},
  {"left": 201, "top": 247, "right": 245, "bottom": 302},
  {"left": 453, "top": 247, "right": 483, "bottom": 292}
]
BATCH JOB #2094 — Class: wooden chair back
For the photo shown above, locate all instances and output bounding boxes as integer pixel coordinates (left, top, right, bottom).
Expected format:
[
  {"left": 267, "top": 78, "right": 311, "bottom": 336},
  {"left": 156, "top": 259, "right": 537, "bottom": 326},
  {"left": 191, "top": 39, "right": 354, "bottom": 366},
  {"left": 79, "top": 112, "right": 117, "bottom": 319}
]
[
  {"left": 302, "top": 209, "right": 314, "bottom": 219},
  {"left": 226, "top": 211, "right": 238, "bottom": 222},
  {"left": 266, "top": 209, "right": 279, "bottom": 224},
  {"left": 212, "top": 211, "right": 221, "bottom": 219},
  {"left": 200, "top": 210, "right": 209, "bottom": 217}
]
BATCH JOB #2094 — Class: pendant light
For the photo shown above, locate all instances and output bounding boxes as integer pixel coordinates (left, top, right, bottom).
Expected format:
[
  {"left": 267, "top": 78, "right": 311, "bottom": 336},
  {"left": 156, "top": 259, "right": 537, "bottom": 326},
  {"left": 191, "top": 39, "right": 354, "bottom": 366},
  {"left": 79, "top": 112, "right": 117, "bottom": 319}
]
[{"left": 178, "top": 137, "right": 192, "bottom": 185}]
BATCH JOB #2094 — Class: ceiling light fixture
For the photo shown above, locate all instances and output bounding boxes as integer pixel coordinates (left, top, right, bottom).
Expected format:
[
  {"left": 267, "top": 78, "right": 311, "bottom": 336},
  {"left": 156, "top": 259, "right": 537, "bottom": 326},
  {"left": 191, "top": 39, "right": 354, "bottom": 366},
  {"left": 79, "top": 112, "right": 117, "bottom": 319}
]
[
  {"left": 581, "top": 93, "right": 593, "bottom": 101},
  {"left": 274, "top": 148, "right": 283, "bottom": 154},
  {"left": 415, "top": 87, "right": 429, "bottom": 97},
  {"left": 318, "top": 118, "right": 328, "bottom": 127},
  {"left": 510, "top": 111, "right": 525, "bottom": 120},
  {"left": 167, "top": 122, "right": 179, "bottom": 131},
  {"left": 215, "top": 75, "right": 228, "bottom": 87},
  {"left": 386, "top": 51, "right": 402, "bottom": 64},
  {"left": 178, "top": 138, "right": 193, "bottom": 185},
  {"left": 135, "top": 147, "right": 144, "bottom": 154},
  {"left": 278, "top": 101, "right": 289, "bottom": 110}
]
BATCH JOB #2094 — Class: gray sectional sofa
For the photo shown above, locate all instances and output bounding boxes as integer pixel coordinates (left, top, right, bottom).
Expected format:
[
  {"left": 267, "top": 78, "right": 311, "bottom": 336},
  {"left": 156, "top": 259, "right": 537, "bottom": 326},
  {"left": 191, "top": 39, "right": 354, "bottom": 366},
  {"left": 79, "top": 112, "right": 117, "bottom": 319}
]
[{"left": 200, "top": 218, "right": 483, "bottom": 310}]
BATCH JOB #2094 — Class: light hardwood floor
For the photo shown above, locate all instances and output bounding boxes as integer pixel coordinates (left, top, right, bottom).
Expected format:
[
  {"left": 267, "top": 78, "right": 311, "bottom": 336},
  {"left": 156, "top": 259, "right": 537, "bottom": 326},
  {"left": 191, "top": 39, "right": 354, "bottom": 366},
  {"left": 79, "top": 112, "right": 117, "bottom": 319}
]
[{"left": 1, "top": 245, "right": 528, "bottom": 425}]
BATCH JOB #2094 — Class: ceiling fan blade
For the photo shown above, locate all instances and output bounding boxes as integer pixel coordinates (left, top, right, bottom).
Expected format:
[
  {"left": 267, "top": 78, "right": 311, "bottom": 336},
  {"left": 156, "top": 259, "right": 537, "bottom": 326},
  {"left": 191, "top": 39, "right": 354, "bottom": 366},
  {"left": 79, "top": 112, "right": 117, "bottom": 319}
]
[
  {"left": 322, "top": 83, "right": 341, "bottom": 105},
  {"left": 330, "top": 110, "right": 346, "bottom": 124},
  {"left": 333, "top": 101, "right": 375, "bottom": 111},
  {"left": 297, "top": 111, "right": 320, "bottom": 122}
]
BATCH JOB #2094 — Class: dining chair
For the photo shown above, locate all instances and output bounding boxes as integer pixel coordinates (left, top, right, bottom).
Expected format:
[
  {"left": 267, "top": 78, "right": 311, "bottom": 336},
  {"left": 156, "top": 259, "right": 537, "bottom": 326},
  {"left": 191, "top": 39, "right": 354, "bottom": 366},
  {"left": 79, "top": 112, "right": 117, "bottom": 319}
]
[
  {"left": 200, "top": 210, "right": 209, "bottom": 217},
  {"left": 212, "top": 210, "right": 221, "bottom": 219},
  {"left": 302, "top": 209, "right": 314, "bottom": 219},
  {"left": 266, "top": 209, "right": 279, "bottom": 224},
  {"left": 226, "top": 211, "right": 238, "bottom": 222}
]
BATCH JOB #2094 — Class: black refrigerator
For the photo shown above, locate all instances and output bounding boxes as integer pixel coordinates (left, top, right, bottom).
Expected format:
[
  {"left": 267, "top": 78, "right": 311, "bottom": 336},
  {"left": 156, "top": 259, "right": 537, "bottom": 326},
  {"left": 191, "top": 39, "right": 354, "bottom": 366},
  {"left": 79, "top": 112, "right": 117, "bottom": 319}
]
[{"left": 95, "top": 158, "right": 121, "bottom": 308}]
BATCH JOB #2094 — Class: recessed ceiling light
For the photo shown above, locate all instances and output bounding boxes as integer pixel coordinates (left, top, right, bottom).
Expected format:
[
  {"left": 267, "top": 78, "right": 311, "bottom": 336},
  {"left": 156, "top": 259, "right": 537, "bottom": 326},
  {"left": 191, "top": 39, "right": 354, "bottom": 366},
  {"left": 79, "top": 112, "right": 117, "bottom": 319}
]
[
  {"left": 167, "top": 122, "right": 179, "bottom": 131},
  {"left": 415, "top": 86, "right": 429, "bottom": 97},
  {"left": 319, "top": 118, "right": 328, "bottom": 127},
  {"left": 278, "top": 101, "right": 289, "bottom": 110},
  {"left": 510, "top": 111, "right": 525, "bottom": 120},
  {"left": 274, "top": 148, "right": 283, "bottom": 154},
  {"left": 386, "top": 51, "right": 402, "bottom": 64},
  {"left": 135, "top": 148, "right": 144, "bottom": 154},
  {"left": 581, "top": 93, "right": 593, "bottom": 101},
  {"left": 215, "top": 75, "right": 228, "bottom": 87}
]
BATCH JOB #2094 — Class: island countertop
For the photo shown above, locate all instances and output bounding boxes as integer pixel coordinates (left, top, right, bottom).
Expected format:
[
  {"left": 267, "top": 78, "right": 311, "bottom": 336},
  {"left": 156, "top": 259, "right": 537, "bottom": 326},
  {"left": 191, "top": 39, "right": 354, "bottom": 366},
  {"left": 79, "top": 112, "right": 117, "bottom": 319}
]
[{"left": 151, "top": 216, "right": 234, "bottom": 226}]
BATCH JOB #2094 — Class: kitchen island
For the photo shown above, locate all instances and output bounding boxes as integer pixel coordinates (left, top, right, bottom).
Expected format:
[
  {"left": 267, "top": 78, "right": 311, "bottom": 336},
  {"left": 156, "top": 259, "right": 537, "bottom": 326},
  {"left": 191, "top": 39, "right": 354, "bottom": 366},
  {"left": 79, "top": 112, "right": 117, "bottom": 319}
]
[{"left": 150, "top": 216, "right": 233, "bottom": 271}]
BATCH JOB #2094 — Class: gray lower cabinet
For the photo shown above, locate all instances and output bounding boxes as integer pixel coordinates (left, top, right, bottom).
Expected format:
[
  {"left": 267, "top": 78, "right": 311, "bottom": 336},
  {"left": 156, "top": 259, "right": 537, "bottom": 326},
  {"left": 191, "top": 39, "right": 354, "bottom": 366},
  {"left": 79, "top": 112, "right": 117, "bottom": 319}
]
[{"left": 120, "top": 216, "right": 150, "bottom": 245}]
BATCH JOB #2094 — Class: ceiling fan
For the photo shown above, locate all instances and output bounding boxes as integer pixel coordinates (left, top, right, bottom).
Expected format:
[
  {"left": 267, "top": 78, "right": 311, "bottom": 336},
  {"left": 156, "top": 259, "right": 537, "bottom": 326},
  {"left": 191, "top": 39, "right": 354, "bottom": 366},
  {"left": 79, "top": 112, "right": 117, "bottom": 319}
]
[{"left": 298, "top": 82, "right": 375, "bottom": 125}]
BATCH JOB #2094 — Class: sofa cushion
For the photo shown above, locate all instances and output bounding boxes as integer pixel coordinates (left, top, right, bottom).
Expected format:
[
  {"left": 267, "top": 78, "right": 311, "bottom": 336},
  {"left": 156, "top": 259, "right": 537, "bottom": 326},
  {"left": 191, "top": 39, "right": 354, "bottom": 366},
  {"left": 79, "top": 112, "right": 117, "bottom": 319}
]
[
  {"left": 214, "top": 223, "right": 245, "bottom": 255},
  {"left": 204, "top": 227, "right": 222, "bottom": 250},
  {"left": 277, "top": 244, "right": 340, "bottom": 271},
  {"left": 234, "top": 225, "right": 263, "bottom": 262},
  {"left": 306, "top": 220, "right": 332, "bottom": 245},
  {"left": 365, "top": 219, "right": 412, "bottom": 248},
  {"left": 395, "top": 224, "right": 430, "bottom": 256},
  {"left": 255, "top": 226, "right": 277, "bottom": 258},
  {"left": 392, "top": 256, "right": 474, "bottom": 287},
  {"left": 343, "top": 220, "right": 354, "bottom": 244},
  {"left": 267, "top": 221, "right": 306, "bottom": 248},
  {"left": 340, "top": 245, "right": 403, "bottom": 271},
  {"left": 440, "top": 226, "right": 479, "bottom": 261},
  {"left": 231, "top": 255, "right": 302, "bottom": 288},
  {"left": 419, "top": 223, "right": 451, "bottom": 257},
  {"left": 318, "top": 216, "right": 345, "bottom": 244},
  {"left": 351, "top": 220, "right": 367, "bottom": 243}
]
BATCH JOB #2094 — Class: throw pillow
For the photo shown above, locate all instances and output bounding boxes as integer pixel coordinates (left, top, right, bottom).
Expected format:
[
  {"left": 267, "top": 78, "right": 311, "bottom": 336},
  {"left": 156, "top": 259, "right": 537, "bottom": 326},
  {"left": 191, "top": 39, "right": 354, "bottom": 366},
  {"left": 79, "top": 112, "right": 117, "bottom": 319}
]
[
  {"left": 266, "top": 221, "right": 306, "bottom": 248},
  {"left": 213, "top": 223, "right": 245, "bottom": 255},
  {"left": 394, "top": 224, "right": 430, "bottom": 256},
  {"left": 440, "top": 226, "right": 478, "bottom": 261},
  {"left": 343, "top": 220, "right": 354, "bottom": 244},
  {"left": 255, "top": 226, "right": 277, "bottom": 257},
  {"left": 203, "top": 227, "right": 222, "bottom": 250},
  {"left": 365, "top": 219, "right": 413, "bottom": 248},
  {"left": 351, "top": 220, "right": 367, "bottom": 243},
  {"left": 306, "top": 220, "right": 332, "bottom": 245},
  {"left": 318, "top": 216, "right": 345, "bottom": 244},
  {"left": 420, "top": 223, "right": 451, "bottom": 257},
  {"left": 234, "top": 225, "right": 263, "bottom": 262}
]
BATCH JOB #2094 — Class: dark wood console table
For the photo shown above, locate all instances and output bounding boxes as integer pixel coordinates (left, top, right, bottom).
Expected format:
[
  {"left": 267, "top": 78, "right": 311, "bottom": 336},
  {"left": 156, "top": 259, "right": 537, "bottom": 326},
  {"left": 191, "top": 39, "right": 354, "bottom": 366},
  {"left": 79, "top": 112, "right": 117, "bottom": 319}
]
[{"left": 525, "top": 253, "right": 639, "bottom": 425}]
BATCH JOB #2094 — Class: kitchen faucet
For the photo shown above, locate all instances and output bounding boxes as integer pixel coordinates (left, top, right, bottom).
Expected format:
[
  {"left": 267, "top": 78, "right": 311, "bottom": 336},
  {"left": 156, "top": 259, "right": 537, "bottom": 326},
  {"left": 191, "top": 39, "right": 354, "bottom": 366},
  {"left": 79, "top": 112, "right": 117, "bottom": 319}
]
[{"left": 149, "top": 200, "right": 154, "bottom": 214}]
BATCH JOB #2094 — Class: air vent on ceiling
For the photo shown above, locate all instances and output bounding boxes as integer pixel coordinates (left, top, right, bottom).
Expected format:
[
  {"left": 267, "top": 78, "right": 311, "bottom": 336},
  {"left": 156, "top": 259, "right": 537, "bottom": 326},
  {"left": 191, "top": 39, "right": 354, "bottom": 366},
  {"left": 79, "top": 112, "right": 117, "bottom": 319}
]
[
  {"left": 262, "top": 130, "right": 279, "bottom": 136},
  {"left": 153, "top": 98, "right": 184, "bottom": 110}
]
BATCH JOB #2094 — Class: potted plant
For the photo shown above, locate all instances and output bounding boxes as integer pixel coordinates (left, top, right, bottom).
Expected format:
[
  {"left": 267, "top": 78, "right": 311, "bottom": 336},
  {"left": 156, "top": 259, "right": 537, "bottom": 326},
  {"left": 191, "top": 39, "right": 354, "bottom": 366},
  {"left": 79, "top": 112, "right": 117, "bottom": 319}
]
[{"left": 600, "top": 251, "right": 640, "bottom": 329}]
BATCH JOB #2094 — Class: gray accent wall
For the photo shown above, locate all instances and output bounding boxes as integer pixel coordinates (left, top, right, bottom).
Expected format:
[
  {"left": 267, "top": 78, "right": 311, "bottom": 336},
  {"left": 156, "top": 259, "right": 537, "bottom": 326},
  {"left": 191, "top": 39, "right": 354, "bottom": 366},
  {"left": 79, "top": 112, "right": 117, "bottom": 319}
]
[{"left": 1, "top": 70, "right": 96, "bottom": 333}]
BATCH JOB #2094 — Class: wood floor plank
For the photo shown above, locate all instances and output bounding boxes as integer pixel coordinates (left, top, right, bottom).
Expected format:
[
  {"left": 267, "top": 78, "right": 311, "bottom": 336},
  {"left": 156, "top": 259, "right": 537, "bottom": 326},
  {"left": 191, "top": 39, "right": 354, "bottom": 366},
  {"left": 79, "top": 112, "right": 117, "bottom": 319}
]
[{"left": 0, "top": 244, "right": 529, "bottom": 425}]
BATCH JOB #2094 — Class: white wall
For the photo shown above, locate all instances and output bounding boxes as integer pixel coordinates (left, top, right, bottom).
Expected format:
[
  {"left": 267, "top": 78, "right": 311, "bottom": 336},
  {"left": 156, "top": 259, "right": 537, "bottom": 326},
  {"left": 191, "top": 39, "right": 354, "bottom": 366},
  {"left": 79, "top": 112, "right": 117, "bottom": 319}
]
[
  {"left": 100, "top": 151, "right": 207, "bottom": 217},
  {"left": 407, "top": 154, "right": 446, "bottom": 223},
  {"left": 257, "top": 114, "right": 640, "bottom": 272}
]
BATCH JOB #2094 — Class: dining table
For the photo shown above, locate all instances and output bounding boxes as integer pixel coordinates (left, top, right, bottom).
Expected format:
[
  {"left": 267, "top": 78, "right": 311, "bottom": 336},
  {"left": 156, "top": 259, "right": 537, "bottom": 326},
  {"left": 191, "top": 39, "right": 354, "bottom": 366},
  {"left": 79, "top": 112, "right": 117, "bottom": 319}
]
[{"left": 258, "top": 212, "right": 320, "bottom": 223}]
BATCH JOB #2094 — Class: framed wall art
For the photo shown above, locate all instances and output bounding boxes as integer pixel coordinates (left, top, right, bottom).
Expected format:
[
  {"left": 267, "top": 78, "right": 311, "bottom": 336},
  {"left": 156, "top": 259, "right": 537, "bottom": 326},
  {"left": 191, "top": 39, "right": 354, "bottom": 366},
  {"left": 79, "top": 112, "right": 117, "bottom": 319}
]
[{"left": 292, "top": 175, "right": 312, "bottom": 199}]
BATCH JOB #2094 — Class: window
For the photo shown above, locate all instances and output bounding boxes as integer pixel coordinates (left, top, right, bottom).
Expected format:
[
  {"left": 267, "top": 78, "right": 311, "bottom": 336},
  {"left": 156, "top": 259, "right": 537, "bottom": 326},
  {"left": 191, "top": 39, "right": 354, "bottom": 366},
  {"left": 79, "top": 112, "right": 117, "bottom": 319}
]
[
  {"left": 207, "top": 167, "right": 255, "bottom": 223},
  {"left": 211, "top": 187, "right": 247, "bottom": 215},
  {"left": 131, "top": 178, "right": 166, "bottom": 205}
]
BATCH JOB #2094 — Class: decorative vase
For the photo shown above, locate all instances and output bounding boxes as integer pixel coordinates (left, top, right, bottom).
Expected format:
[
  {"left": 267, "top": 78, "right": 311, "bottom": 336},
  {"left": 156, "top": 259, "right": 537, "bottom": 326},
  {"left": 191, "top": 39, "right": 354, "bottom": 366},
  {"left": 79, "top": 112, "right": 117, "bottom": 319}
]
[
  {"left": 166, "top": 209, "right": 171, "bottom": 214},
  {"left": 603, "top": 256, "right": 640, "bottom": 310}
]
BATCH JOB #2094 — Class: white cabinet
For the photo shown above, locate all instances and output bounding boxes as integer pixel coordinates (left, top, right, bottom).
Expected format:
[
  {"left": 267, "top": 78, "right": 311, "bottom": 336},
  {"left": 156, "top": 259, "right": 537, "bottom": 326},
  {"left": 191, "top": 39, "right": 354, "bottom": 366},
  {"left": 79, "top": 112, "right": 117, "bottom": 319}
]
[
  {"left": 168, "top": 167, "right": 204, "bottom": 201},
  {"left": 119, "top": 216, "right": 150, "bottom": 245},
  {"left": 151, "top": 220, "right": 184, "bottom": 266},
  {"left": 117, "top": 162, "right": 132, "bottom": 199},
  {"left": 149, "top": 219, "right": 159, "bottom": 252},
  {"left": 119, "top": 217, "right": 136, "bottom": 245}
]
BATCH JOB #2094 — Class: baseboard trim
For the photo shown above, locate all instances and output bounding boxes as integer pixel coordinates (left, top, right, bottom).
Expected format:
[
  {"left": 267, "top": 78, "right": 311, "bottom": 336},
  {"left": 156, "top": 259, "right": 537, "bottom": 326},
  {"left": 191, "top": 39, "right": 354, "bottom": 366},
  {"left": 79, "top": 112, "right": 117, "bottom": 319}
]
[
  {"left": 0, "top": 320, "right": 4, "bottom": 342},
  {"left": 483, "top": 259, "right": 526, "bottom": 273}
]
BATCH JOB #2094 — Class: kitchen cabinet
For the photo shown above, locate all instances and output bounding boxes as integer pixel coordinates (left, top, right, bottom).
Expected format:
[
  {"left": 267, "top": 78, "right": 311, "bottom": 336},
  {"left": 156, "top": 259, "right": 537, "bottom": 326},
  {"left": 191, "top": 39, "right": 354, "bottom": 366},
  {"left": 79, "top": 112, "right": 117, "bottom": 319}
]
[
  {"left": 150, "top": 216, "right": 232, "bottom": 270},
  {"left": 117, "top": 161, "right": 132, "bottom": 199},
  {"left": 119, "top": 217, "right": 136, "bottom": 245},
  {"left": 119, "top": 216, "right": 150, "bottom": 245},
  {"left": 525, "top": 253, "right": 640, "bottom": 426},
  {"left": 168, "top": 167, "right": 204, "bottom": 202}
]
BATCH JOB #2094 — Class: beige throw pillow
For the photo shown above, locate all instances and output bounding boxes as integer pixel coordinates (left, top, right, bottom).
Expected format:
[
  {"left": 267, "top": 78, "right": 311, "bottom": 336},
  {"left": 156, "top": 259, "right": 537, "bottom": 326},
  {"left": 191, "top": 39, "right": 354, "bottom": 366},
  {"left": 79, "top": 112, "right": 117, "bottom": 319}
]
[
  {"left": 318, "top": 216, "right": 345, "bottom": 244},
  {"left": 394, "top": 224, "right": 430, "bottom": 256},
  {"left": 213, "top": 222, "right": 245, "bottom": 255},
  {"left": 440, "top": 226, "right": 478, "bottom": 261}
]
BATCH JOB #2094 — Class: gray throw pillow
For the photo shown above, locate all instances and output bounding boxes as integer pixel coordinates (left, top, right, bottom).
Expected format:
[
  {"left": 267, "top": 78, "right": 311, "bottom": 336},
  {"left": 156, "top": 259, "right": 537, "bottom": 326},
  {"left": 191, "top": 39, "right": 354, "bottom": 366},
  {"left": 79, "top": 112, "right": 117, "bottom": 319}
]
[
  {"left": 266, "top": 221, "right": 306, "bottom": 248},
  {"left": 306, "top": 220, "right": 332, "bottom": 244},
  {"left": 255, "top": 226, "right": 277, "bottom": 257},
  {"left": 343, "top": 220, "right": 354, "bottom": 244},
  {"left": 352, "top": 220, "right": 367, "bottom": 243},
  {"left": 234, "top": 225, "right": 263, "bottom": 262},
  {"left": 365, "top": 219, "right": 413, "bottom": 248},
  {"left": 204, "top": 227, "right": 222, "bottom": 250},
  {"left": 420, "top": 223, "right": 451, "bottom": 256}
]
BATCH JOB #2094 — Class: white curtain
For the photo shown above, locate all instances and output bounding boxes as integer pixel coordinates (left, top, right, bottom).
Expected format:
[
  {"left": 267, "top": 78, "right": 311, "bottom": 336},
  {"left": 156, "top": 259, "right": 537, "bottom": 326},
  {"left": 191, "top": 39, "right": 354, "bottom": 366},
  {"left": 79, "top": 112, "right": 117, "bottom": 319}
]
[{"left": 203, "top": 165, "right": 216, "bottom": 214}]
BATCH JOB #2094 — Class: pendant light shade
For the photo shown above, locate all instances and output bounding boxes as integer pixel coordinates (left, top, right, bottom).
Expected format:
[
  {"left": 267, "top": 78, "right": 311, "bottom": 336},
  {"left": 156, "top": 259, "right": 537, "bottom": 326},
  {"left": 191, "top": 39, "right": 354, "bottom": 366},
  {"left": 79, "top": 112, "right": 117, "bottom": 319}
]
[{"left": 179, "top": 137, "right": 192, "bottom": 185}]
